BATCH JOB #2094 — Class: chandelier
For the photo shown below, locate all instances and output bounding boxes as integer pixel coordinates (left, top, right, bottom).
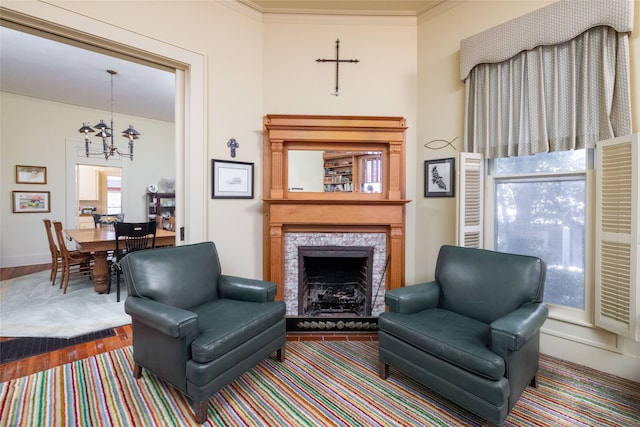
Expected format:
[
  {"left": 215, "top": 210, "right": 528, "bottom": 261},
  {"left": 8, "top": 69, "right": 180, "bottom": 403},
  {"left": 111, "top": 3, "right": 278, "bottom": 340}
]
[{"left": 78, "top": 69, "right": 141, "bottom": 161}]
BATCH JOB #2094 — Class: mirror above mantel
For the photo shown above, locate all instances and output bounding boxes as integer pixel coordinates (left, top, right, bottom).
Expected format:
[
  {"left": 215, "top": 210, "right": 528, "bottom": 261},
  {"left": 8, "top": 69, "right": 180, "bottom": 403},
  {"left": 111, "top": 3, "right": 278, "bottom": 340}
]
[
  {"left": 263, "top": 114, "right": 408, "bottom": 201},
  {"left": 288, "top": 150, "right": 383, "bottom": 193}
]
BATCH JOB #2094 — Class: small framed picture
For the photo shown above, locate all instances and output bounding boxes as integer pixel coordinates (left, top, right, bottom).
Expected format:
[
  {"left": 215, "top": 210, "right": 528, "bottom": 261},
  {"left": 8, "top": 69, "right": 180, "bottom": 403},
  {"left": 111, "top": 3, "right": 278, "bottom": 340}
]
[
  {"left": 424, "top": 158, "right": 455, "bottom": 197},
  {"left": 212, "top": 159, "right": 254, "bottom": 199},
  {"left": 12, "top": 191, "right": 51, "bottom": 213},
  {"left": 16, "top": 165, "right": 47, "bottom": 184}
]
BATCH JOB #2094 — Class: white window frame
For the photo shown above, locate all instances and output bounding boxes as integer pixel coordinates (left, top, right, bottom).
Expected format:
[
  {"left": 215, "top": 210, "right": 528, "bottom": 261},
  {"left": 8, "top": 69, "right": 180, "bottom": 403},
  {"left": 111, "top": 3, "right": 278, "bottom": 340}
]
[
  {"left": 458, "top": 152, "right": 595, "bottom": 327},
  {"left": 485, "top": 169, "right": 595, "bottom": 327}
]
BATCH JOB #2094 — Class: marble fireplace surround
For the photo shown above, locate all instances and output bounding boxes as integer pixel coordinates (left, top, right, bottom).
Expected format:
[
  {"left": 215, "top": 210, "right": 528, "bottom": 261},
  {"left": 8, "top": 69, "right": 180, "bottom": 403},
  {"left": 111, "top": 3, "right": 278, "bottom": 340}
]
[
  {"left": 262, "top": 115, "right": 410, "bottom": 305},
  {"left": 285, "top": 232, "right": 387, "bottom": 316}
]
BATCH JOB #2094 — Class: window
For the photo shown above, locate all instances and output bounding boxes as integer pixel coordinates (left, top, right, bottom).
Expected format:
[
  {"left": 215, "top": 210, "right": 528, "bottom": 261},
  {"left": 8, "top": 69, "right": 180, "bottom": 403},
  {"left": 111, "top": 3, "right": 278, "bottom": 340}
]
[
  {"left": 490, "top": 150, "right": 591, "bottom": 312},
  {"left": 106, "top": 175, "right": 122, "bottom": 214}
]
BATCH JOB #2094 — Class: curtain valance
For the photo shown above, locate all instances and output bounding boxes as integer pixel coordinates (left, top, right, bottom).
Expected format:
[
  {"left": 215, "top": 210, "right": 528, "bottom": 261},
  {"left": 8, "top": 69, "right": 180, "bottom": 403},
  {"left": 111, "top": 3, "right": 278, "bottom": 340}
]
[{"left": 460, "top": 0, "right": 634, "bottom": 81}]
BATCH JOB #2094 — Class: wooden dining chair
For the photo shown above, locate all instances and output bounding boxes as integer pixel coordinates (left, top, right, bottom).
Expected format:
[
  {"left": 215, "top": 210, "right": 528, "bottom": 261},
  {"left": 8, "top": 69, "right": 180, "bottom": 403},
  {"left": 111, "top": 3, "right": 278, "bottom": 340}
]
[
  {"left": 51, "top": 220, "right": 94, "bottom": 293},
  {"left": 112, "top": 220, "right": 157, "bottom": 302},
  {"left": 42, "top": 218, "right": 63, "bottom": 286}
]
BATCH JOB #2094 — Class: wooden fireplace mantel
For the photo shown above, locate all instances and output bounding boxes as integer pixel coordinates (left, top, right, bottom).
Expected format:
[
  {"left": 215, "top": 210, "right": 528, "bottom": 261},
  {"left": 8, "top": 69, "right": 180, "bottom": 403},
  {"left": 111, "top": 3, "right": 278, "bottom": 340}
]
[{"left": 262, "top": 114, "right": 410, "bottom": 301}]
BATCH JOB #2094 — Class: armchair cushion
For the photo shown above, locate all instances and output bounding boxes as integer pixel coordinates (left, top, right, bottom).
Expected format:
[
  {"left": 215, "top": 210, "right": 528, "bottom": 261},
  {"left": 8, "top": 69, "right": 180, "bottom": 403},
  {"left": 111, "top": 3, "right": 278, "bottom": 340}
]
[
  {"left": 123, "top": 242, "right": 221, "bottom": 309},
  {"left": 436, "top": 245, "right": 546, "bottom": 324},
  {"left": 191, "top": 299, "right": 286, "bottom": 363},
  {"left": 379, "top": 309, "right": 505, "bottom": 380}
]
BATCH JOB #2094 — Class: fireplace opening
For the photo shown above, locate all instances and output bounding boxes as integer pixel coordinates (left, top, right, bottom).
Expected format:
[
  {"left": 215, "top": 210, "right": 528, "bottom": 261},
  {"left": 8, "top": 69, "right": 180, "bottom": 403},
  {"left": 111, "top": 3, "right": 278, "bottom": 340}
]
[{"left": 298, "top": 246, "right": 373, "bottom": 317}]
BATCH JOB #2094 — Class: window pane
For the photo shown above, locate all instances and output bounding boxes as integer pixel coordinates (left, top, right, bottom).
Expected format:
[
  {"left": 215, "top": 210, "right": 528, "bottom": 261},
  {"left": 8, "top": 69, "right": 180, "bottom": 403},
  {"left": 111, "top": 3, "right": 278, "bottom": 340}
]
[
  {"left": 493, "top": 149, "right": 588, "bottom": 174},
  {"left": 494, "top": 177, "right": 585, "bottom": 309},
  {"left": 106, "top": 176, "right": 121, "bottom": 214}
]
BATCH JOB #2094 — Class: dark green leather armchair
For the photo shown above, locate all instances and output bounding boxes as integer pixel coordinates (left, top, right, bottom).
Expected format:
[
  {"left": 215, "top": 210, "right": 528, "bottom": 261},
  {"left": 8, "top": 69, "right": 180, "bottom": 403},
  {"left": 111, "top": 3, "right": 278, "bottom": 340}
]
[
  {"left": 121, "top": 242, "right": 286, "bottom": 424},
  {"left": 378, "top": 245, "right": 547, "bottom": 426}
]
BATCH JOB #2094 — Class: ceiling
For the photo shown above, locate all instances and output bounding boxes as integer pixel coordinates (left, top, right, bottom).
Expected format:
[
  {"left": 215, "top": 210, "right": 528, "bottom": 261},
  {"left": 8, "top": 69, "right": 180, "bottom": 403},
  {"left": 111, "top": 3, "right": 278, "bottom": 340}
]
[
  {"left": 0, "top": 26, "right": 176, "bottom": 123},
  {"left": 0, "top": 1, "right": 443, "bottom": 124},
  {"left": 242, "top": 1, "right": 444, "bottom": 15}
]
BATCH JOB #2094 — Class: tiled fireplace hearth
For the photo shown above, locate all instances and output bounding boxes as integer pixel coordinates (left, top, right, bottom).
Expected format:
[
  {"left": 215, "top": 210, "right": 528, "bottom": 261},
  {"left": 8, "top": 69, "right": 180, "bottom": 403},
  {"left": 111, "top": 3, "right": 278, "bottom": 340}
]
[{"left": 262, "top": 114, "right": 410, "bottom": 331}]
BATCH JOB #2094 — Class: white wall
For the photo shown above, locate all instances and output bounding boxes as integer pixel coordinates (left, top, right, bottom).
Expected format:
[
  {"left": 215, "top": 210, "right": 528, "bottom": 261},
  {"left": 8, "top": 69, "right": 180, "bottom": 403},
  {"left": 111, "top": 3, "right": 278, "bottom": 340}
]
[{"left": 0, "top": 92, "right": 174, "bottom": 267}]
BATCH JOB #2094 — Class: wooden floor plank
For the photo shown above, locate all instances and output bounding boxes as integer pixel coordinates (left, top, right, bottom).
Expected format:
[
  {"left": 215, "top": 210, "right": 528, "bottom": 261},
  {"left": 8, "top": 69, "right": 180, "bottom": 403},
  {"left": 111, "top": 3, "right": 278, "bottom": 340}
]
[
  {"left": 0, "top": 324, "right": 133, "bottom": 383},
  {"left": 0, "top": 264, "right": 134, "bottom": 383}
]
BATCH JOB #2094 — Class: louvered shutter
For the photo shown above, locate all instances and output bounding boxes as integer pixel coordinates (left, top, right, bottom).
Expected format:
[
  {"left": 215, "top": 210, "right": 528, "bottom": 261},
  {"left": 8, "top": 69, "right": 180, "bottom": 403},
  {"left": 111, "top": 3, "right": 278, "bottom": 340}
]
[
  {"left": 595, "top": 134, "right": 639, "bottom": 341},
  {"left": 457, "top": 152, "right": 484, "bottom": 248}
]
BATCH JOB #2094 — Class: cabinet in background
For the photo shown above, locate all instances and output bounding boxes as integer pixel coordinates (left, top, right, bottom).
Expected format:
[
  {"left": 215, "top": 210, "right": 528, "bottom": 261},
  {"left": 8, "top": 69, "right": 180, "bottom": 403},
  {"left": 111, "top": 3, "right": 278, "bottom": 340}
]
[
  {"left": 147, "top": 192, "right": 175, "bottom": 229},
  {"left": 78, "top": 167, "right": 97, "bottom": 200},
  {"left": 78, "top": 215, "right": 95, "bottom": 229}
]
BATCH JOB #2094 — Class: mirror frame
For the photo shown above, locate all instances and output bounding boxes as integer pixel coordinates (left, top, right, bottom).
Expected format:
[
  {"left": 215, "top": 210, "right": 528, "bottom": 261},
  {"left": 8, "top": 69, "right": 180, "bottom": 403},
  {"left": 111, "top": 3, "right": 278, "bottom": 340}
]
[{"left": 263, "top": 115, "right": 407, "bottom": 202}]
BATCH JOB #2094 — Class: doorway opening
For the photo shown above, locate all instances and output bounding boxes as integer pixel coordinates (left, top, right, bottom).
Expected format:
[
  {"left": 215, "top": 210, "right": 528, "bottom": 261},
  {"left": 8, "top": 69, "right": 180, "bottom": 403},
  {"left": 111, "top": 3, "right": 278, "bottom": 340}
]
[{"left": 76, "top": 165, "right": 122, "bottom": 228}]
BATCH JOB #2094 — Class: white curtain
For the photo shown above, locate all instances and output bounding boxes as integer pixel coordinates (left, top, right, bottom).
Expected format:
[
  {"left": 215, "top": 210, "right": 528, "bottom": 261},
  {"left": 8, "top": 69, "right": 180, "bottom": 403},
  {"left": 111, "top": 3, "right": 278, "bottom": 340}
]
[{"left": 464, "top": 25, "right": 632, "bottom": 159}]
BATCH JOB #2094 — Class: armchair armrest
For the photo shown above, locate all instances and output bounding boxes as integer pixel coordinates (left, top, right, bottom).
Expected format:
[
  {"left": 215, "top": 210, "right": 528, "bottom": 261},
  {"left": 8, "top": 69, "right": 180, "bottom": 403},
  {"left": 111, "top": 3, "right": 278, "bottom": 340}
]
[
  {"left": 218, "top": 274, "right": 277, "bottom": 302},
  {"left": 385, "top": 281, "right": 440, "bottom": 314},
  {"left": 125, "top": 296, "right": 199, "bottom": 338},
  {"left": 490, "top": 302, "right": 548, "bottom": 354}
]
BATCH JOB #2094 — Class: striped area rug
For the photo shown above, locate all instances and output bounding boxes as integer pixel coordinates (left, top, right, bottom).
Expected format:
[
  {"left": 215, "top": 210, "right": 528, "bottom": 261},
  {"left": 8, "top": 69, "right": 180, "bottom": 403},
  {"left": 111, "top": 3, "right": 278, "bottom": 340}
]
[{"left": 1, "top": 341, "right": 638, "bottom": 426}]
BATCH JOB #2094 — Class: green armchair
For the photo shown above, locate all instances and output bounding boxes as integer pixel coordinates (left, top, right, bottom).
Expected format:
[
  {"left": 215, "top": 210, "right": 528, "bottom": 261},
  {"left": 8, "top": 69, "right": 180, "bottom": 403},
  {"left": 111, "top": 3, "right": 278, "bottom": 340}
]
[
  {"left": 378, "top": 245, "right": 547, "bottom": 426},
  {"left": 121, "top": 241, "right": 286, "bottom": 424}
]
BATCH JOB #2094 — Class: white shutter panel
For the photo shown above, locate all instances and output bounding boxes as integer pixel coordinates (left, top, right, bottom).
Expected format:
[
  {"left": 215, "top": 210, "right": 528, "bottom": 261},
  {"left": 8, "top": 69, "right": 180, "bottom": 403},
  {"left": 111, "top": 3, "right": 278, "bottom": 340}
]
[
  {"left": 595, "top": 134, "right": 640, "bottom": 341},
  {"left": 457, "top": 152, "right": 484, "bottom": 248}
]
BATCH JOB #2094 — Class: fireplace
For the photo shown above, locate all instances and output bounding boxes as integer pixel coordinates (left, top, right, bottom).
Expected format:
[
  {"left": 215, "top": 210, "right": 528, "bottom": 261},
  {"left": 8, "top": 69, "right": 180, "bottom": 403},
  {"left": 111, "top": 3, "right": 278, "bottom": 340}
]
[
  {"left": 298, "top": 246, "right": 374, "bottom": 317},
  {"left": 284, "top": 232, "right": 387, "bottom": 318},
  {"left": 262, "top": 115, "right": 409, "bottom": 333}
]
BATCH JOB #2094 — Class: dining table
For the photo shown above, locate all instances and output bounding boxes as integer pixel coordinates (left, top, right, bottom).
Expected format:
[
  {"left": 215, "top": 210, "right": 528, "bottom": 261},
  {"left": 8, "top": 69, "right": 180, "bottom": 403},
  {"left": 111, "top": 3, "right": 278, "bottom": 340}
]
[{"left": 64, "top": 227, "right": 176, "bottom": 294}]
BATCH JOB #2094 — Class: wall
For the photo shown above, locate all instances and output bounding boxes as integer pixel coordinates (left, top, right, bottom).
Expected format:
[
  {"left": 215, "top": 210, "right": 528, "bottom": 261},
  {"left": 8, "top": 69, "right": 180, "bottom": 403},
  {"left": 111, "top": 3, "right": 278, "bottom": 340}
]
[
  {"left": 262, "top": 13, "right": 418, "bottom": 283},
  {"left": 416, "top": 0, "right": 640, "bottom": 381},
  {"left": 0, "top": 92, "right": 174, "bottom": 267}
]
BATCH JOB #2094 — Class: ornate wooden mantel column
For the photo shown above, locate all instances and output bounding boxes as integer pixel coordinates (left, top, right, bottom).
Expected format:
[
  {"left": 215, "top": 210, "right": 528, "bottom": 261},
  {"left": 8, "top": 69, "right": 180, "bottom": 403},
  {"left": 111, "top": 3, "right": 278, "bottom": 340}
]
[{"left": 262, "top": 115, "right": 410, "bottom": 302}]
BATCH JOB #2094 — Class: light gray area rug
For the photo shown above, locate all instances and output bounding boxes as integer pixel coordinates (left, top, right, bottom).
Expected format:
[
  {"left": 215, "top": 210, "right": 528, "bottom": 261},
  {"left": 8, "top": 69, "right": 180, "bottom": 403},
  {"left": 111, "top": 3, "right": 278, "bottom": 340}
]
[{"left": 0, "top": 270, "right": 130, "bottom": 338}]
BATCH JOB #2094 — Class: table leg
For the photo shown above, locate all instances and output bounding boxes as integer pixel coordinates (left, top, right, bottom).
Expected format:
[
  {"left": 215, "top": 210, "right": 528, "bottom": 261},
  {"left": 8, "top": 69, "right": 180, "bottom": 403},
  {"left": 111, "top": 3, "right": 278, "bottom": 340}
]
[{"left": 93, "top": 251, "right": 109, "bottom": 293}]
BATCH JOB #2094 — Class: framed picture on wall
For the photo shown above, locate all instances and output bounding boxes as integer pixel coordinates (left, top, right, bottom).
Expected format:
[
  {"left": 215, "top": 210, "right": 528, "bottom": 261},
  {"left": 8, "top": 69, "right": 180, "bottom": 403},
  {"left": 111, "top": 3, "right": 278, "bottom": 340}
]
[
  {"left": 211, "top": 159, "right": 254, "bottom": 199},
  {"left": 12, "top": 190, "right": 51, "bottom": 213},
  {"left": 424, "top": 158, "right": 455, "bottom": 197},
  {"left": 15, "top": 165, "right": 47, "bottom": 184}
]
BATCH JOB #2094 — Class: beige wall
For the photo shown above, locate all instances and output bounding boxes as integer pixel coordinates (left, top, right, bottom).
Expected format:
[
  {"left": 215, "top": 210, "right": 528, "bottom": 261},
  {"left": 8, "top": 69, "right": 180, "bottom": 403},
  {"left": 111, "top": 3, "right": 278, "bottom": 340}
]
[
  {"left": 416, "top": 0, "right": 640, "bottom": 380},
  {"left": 262, "top": 14, "right": 419, "bottom": 281},
  {"left": 0, "top": 92, "right": 174, "bottom": 266}
]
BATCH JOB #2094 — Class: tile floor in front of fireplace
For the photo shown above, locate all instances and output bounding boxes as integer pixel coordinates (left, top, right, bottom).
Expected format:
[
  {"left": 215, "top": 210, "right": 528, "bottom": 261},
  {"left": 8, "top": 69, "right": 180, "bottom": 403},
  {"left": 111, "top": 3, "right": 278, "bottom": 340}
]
[{"left": 286, "top": 332, "right": 378, "bottom": 341}]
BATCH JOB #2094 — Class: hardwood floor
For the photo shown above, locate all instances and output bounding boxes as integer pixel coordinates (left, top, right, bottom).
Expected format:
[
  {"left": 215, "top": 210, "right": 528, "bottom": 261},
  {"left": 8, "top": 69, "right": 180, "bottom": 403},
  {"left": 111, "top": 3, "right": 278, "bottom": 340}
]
[{"left": 0, "top": 263, "right": 133, "bottom": 383}]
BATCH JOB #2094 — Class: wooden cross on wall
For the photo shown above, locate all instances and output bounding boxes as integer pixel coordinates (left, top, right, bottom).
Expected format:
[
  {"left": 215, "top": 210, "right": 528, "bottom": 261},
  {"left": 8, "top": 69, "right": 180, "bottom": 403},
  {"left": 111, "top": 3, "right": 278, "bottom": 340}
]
[{"left": 316, "top": 39, "right": 359, "bottom": 96}]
